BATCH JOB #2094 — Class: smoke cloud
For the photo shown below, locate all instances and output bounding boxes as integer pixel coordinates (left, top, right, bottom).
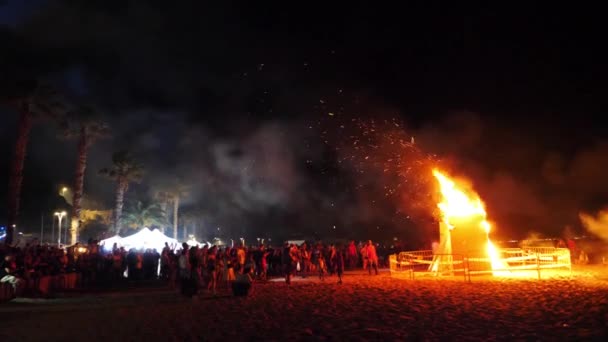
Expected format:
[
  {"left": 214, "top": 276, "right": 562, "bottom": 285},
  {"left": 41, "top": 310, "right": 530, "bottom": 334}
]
[{"left": 579, "top": 210, "right": 608, "bottom": 242}]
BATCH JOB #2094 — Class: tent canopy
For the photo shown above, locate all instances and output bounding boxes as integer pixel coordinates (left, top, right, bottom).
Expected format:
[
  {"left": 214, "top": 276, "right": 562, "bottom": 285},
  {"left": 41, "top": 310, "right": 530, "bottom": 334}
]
[
  {"left": 99, "top": 235, "right": 123, "bottom": 251},
  {"left": 103, "top": 228, "right": 181, "bottom": 252}
]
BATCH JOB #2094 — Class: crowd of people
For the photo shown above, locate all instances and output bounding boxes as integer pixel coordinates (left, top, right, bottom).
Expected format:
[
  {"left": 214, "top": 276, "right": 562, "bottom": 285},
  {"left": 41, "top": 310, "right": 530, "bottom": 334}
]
[
  {"left": 165, "top": 239, "right": 384, "bottom": 297},
  {"left": 1, "top": 239, "right": 390, "bottom": 299},
  {"left": 1, "top": 244, "right": 77, "bottom": 297}
]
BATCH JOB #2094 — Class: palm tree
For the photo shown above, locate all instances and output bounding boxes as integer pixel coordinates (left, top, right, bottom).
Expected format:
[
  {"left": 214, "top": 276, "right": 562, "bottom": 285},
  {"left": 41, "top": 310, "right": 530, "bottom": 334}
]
[
  {"left": 59, "top": 104, "right": 110, "bottom": 244},
  {"left": 180, "top": 206, "right": 200, "bottom": 241},
  {"left": 155, "top": 180, "right": 190, "bottom": 239},
  {"left": 169, "top": 181, "right": 190, "bottom": 240},
  {"left": 154, "top": 191, "right": 172, "bottom": 233},
  {"left": 122, "top": 200, "right": 168, "bottom": 231},
  {"left": 0, "top": 80, "right": 64, "bottom": 244},
  {"left": 99, "top": 151, "right": 144, "bottom": 234}
]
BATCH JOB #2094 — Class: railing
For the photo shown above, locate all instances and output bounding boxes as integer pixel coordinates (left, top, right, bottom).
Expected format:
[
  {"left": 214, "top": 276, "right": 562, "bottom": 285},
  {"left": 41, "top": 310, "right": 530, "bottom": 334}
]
[
  {"left": 389, "top": 247, "right": 572, "bottom": 282},
  {"left": 389, "top": 251, "right": 467, "bottom": 281}
]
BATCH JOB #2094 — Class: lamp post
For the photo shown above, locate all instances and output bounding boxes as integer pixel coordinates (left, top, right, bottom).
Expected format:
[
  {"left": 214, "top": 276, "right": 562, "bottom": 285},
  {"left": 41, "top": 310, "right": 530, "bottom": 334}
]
[
  {"left": 40, "top": 213, "right": 44, "bottom": 244},
  {"left": 55, "top": 211, "right": 67, "bottom": 247},
  {"left": 51, "top": 214, "right": 55, "bottom": 243}
]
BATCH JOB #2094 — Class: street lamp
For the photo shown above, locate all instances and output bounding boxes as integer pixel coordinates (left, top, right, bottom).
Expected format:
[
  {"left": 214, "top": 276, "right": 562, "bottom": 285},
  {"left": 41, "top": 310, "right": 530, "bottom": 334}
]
[
  {"left": 59, "top": 186, "right": 69, "bottom": 197},
  {"left": 54, "top": 211, "right": 67, "bottom": 247}
]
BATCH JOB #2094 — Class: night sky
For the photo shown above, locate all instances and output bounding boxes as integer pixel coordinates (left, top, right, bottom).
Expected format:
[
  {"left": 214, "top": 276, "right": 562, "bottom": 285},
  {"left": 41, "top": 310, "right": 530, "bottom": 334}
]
[{"left": 1, "top": 1, "right": 607, "bottom": 242}]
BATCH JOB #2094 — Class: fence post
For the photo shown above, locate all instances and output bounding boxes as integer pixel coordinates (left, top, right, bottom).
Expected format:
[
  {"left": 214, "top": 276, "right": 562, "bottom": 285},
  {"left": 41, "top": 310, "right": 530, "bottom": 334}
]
[
  {"left": 465, "top": 254, "right": 471, "bottom": 283},
  {"left": 536, "top": 254, "right": 541, "bottom": 280},
  {"left": 568, "top": 250, "right": 573, "bottom": 279},
  {"left": 461, "top": 255, "right": 467, "bottom": 283}
]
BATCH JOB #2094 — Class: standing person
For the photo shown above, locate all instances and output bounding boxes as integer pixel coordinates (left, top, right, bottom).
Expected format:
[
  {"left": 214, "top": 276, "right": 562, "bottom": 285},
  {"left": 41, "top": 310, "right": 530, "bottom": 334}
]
[
  {"left": 112, "top": 249, "right": 124, "bottom": 283},
  {"left": 290, "top": 243, "right": 300, "bottom": 278},
  {"left": 225, "top": 249, "right": 236, "bottom": 288},
  {"left": 301, "top": 243, "right": 311, "bottom": 276},
  {"left": 298, "top": 243, "right": 308, "bottom": 278},
  {"left": 366, "top": 240, "right": 379, "bottom": 275},
  {"left": 215, "top": 248, "right": 224, "bottom": 286},
  {"left": 281, "top": 243, "right": 294, "bottom": 285},
  {"left": 567, "top": 238, "right": 577, "bottom": 264},
  {"left": 332, "top": 245, "right": 345, "bottom": 284},
  {"left": 328, "top": 244, "right": 336, "bottom": 275},
  {"left": 178, "top": 247, "right": 191, "bottom": 296},
  {"left": 316, "top": 244, "right": 327, "bottom": 280},
  {"left": 259, "top": 245, "right": 269, "bottom": 281},
  {"left": 347, "top": 240, "right": 358, "bottom": 269},
  {"left": 206, "top": 246, "right": 217, "bottom": 295},
  {"left": 360, "top": 243, "right": 369, "bottom": 272},
  {"left": 237, "top": 244, "right": 247, "bottom": 274}
]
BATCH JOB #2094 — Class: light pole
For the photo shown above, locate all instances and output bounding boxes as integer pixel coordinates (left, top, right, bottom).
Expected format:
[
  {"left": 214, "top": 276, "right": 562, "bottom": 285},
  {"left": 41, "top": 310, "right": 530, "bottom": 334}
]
[
  {"left": 55, "top": 211, "right": 67, "bottom": 247},
  {"left": 40, "top": 213, "right": 44, "bottom": 244},
  {"left": 51, "top": 214, "right": 55, "bottom": 243}
]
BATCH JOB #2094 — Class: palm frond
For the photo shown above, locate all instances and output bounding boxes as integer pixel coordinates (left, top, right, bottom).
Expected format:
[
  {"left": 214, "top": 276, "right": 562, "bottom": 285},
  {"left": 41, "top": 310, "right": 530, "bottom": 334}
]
[
  {"left": 100, "top": 151, "right": 144, "bottom": 183},
  {"left": 122, "top": 200, "right": 169, "bottom": 228}
]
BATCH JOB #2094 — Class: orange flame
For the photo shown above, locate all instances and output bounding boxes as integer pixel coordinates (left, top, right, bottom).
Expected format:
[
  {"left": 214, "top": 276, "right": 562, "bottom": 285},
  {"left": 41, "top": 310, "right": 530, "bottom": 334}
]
[
  {"left": 432, "top": 169, "right": 506, "bottom": 274},
  {"left": 432, "top": 169, "right": 487, "bottom": 229}
]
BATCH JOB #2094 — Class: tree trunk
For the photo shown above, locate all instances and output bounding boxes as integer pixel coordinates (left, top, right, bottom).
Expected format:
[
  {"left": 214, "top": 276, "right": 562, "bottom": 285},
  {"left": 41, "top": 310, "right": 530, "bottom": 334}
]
[
  {"left": 71, "top": 127, "right": 88, "bottom": 244},
  {"left": 114, "top": 181, "right": 128, "bottom": 234},
  {"left": 160, "top": 198, "right": 168, "bottom": 234},
  {"left": 173, "top": 195, "right": 179, "bottom": 240},
  {"left": 6, "top": 108, "right": 32, "bottom": 245}
]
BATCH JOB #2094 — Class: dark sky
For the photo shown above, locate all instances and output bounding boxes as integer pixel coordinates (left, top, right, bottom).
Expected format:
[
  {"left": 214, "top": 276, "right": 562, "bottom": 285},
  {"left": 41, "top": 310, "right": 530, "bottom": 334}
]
[{"left": 1, "top": 1, "right": 607, "bottom": 242}]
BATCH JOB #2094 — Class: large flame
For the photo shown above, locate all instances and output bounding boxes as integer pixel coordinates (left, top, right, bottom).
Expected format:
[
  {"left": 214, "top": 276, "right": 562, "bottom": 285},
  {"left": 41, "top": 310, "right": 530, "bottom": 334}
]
[
  {"left": 433, "top": 170, "right": 487, "bottom": 229},
  {"left": 432, "top": 169, "right": 505, "bottom": 273}
]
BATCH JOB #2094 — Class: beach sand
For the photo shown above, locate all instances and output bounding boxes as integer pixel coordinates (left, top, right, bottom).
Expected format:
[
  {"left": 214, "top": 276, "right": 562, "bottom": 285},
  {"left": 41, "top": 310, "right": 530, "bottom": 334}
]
[{"left": 1, "top": 266, "right": 607, "bottom": 341}]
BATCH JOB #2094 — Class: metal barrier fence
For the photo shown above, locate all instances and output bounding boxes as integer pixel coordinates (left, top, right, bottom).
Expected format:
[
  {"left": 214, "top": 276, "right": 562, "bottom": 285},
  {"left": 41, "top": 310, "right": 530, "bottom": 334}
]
[
  {"left": 389, "top": 247, "right": 571, "bottom": 282},
  {"left": 388, "top": 250, "right": 467, "bottom": 281}
]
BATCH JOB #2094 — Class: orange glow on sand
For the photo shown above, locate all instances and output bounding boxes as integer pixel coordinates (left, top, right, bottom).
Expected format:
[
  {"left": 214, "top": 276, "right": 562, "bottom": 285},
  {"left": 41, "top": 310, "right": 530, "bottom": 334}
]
[{"left": 432, "top": 169, "right": 508, "bottom": 275}]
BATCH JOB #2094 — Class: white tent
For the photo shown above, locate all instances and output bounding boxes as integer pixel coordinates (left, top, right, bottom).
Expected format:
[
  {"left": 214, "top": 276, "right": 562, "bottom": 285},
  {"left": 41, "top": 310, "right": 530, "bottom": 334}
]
[
  {"left": 99, "top": 235, "right": 123, "bottom": 252},
  {"left": 120, "top": 227, "right": 178, "bottom": 252},
  {"left": 151, "top": 228, "right": 181, "bottom": 250},
  {"left": 120, "top": 227, "right": 153, "bottom": 248}
]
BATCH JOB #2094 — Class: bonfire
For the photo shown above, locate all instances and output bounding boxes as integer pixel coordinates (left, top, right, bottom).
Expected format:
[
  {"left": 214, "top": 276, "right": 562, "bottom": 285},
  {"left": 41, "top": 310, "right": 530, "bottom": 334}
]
[
  {"left": 430, "top": 169, "right": 507, "bottom": 275},
  {"left": 390, "top": 169, "right": 571, "bottom": 279}
]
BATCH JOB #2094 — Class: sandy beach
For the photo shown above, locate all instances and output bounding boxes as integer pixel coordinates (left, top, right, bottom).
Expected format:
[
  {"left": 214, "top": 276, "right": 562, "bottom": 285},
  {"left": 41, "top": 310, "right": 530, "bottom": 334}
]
[{"left": 1, "top": 266, "right": 607, "bottom": 341}]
